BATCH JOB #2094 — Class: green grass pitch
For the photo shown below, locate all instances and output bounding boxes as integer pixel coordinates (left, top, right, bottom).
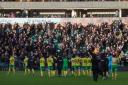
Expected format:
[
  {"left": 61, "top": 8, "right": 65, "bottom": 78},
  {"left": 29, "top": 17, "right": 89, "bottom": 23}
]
[{"left": 0, "top": 71, "right": 127, "bottom": 85}]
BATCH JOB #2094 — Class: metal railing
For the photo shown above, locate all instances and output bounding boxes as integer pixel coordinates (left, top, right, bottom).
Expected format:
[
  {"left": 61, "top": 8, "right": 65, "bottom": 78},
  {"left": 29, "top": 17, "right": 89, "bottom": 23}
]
[{"left": 0, "top": 0, "right": 127, "bottom": 2}]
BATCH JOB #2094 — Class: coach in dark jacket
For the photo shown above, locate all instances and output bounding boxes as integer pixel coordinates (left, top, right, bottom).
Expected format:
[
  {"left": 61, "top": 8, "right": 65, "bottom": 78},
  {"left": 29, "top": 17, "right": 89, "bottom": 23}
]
[
  {"left": 56, "top": 54, "right": 63, "bottom": 76},
  {"left": 89, "top": 48, "right": 100, "bottom": 81}
]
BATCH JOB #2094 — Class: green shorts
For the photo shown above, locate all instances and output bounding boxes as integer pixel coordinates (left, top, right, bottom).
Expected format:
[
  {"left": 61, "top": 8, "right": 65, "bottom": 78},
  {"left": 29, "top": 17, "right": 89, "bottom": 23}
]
[
  {"left": 112, "top": 65, "right": 118, "bottom": 72},
  {"left": 86, "top": 66, "right": 92, "bottom": 70},
  {"left": 82, "top": 66, "right": 86, "bottom": 70},
  {"left": 74, "top": 66, "right": 80, "bottom": 70},
  {"left": 63, "top": 66, "right": 68, "bottom": 70},
  {"left": 48, "top": 66, "right": 53, "bottom": 70},
  {"left": 9, "top": 64, "right": 15, "bottom": 68},
  {"left": 24, "top": 64, "right": 28, "bottom": 69},
  {"left": 71, "top": 66, "right": 75, "bottom": 71},
  {"left": 40, "top": 66, "right": 45, "bottom": 71}
]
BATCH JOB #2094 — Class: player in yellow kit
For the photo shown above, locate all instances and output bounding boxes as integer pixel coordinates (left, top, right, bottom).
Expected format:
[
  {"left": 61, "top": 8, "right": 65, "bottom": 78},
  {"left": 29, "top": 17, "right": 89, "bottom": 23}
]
[
  {"left": 86, "top": 56, "right": 92, "bottom": 76},
  {"left": 47, "top": 55, "right": 54, "bottom": 77},
  {"left": 40, "top": 55, "right": 45, "bottom": 77},
  {"left": 112, "top": 55, "right": 119, "bottom": 80},
  {"left": 74, "top": 55, "right": 81, "bottom": 76},
  {"left": 8, "top": 54, "right": 15, "bottom": 74},
  {"left": 24, "top": 56, "right": 29, "bottom": 75},
  {"left": 81, "top": 56, "right": 88, "bottom": 76}
]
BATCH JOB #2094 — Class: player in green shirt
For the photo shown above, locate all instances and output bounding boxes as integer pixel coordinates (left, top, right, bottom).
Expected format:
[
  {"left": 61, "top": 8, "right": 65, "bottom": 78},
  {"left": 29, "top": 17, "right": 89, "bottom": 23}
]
[
  {"left": 40, "top": 55, "right": 45, "bottom": 77},
  {"left": 62, "top": 56, "right": 68, "bottom": 77},
  {"left": 8, "top": 54, "right": 15, "bottom": 74},
  {"left": 24, "top": 56, "right": 29, "bottom": 75}
]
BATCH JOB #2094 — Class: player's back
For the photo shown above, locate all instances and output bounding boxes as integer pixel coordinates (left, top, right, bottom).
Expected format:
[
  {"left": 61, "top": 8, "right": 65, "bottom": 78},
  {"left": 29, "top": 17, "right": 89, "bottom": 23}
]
[
  {"left": 81, "top": 57, "right": 87, "bottom": 66},
  {"left": 24, "top": 57, "right": 28, "bottom": 65},
  {"left": 40, "top": 57, "right": 45, "bottom": 66},
  {"left": 112, "top": 57, "right": 118, "bottom": 65},
  {"left": 63, "top": 58, "right": 68, "bottom": 66},
  {"left": 74, "top": 56, "right": 81, "bottom": 66},
  {"left": 47, "top": 57, "right": 53, "bottom": 66},
  {"left": 71, "top": 57, "right": 75, "bottom": 66},
  {"left": 10, "top": 56, "right": 15, "bottom": 65},
  {"left": 87, "top": 57, "right": 92, "bottom": 66}
]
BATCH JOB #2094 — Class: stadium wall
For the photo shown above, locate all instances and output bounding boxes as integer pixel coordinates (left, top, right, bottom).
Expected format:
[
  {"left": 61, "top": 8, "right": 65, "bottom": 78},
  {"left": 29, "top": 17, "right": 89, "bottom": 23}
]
[{"left": 0, "top": 2, "right": 128, "bottom": 9}]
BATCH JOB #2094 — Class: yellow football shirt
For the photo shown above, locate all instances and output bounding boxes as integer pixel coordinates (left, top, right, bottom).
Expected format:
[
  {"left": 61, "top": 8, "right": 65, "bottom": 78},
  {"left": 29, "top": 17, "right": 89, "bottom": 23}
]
[{"left": 47, "top": 57, "right": 53, "bottom": 67}]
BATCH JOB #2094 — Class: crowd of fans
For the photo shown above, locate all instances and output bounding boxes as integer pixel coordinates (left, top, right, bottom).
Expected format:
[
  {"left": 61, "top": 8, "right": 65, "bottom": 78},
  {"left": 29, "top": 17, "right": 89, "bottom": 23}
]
[
  {"left": 0, "top": 20, "right": 128, "bottom": 70},
  {"left": 0, "top": 11, "right": 65, "bottom": 18}
]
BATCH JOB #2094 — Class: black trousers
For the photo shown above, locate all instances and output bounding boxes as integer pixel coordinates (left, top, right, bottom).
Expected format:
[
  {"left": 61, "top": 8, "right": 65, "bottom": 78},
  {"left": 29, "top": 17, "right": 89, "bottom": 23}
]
[
  {"left": 92, "top": 69, "right": 99, "bottom": 81},
  {"left": 57, "top": 66, "right": 62, "bottom": 76},
  {"left": 101, "top": 68, "right": 107, "bottom": 78}
]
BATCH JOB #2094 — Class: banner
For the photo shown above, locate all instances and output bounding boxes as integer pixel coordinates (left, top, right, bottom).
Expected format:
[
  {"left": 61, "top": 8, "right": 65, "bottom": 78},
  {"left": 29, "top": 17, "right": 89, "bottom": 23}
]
[
  {"left": 0, "top": 18, "right": 61, "bottom": 24},
  {"left": 0, "top": 18, "right": 127, "bottom": 26}
]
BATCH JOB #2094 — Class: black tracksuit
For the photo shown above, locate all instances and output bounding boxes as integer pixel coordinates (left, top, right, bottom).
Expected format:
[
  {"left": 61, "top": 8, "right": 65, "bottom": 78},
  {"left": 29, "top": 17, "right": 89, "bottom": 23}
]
[
  {"left": 57, "top": 56, "right": 63, "bottom": 76},
  {"left": 100, "top": 53, "right": 109, "bottom": 78},
  {"left": 91, "top": 53, "right": 99, "bottom": 81}
]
